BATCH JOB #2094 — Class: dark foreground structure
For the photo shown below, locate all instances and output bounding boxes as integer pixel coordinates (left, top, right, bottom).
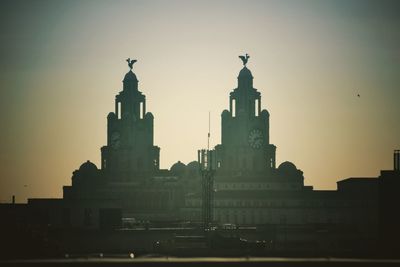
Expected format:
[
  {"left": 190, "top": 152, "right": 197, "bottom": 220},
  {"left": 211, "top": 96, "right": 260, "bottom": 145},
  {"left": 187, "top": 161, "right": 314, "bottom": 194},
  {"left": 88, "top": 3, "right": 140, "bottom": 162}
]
[
  {"left": 2, "top": 257, "right": 400, "bottom": 267},
  {"left": 1, "top": 57, "right": 400, "bottom": 260}
]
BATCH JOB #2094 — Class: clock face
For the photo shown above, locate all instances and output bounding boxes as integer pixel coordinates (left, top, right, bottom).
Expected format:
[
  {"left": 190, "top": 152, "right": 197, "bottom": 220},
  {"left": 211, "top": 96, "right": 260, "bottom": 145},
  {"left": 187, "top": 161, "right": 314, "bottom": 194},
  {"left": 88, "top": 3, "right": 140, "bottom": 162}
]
[
  {"left": 248, "top": 129, "right": 263, "bottom": 149},
  {"left": 110, "top": 132, "right": 121, "bottom": 149}
]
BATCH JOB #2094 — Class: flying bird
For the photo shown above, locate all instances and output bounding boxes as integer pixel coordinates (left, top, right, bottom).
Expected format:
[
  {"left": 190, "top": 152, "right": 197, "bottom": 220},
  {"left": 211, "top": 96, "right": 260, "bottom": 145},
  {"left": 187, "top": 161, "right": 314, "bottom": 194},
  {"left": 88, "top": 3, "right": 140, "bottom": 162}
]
[
  {"left": 357, "top": 94, "right": 360, "bottom": 97},
  {"left": 239, "top": 53, "right": 250, "bottom": 66}
]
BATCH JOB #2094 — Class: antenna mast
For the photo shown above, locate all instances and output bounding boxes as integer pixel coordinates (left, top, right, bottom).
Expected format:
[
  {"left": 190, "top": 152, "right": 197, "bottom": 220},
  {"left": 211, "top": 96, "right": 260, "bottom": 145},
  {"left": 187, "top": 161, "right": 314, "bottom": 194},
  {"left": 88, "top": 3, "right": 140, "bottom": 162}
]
[
  {"left": 207, "top": 111, "right": 210, "bottom": 150},
  {"left": 198, "top": 111, "right": 215, "bottom": 231}
]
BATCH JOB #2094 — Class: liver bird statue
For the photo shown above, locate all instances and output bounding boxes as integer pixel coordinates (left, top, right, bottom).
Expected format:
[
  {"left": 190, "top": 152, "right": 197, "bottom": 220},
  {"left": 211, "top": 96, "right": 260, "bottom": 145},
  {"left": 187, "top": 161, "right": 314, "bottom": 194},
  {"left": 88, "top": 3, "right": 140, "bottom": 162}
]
[
  {"left": 239, "top": 53, "right": 250, "bottom": 66},
  {"left": 126, "top": 58, "right": 137, "bottom": 70}
]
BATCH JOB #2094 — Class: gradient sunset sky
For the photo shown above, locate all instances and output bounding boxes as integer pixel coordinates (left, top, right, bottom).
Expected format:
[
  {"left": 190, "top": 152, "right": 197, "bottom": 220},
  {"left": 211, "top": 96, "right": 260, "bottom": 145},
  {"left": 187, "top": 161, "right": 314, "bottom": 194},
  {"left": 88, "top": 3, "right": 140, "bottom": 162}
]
[{"left": 0, "top": 0, "right": 399, "bottom": 202}]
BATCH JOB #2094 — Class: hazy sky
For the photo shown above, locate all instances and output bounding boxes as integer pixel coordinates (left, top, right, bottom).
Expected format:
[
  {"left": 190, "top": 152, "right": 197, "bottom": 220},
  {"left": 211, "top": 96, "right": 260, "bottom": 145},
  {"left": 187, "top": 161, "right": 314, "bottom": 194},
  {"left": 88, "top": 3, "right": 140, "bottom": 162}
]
[{"left": 0, "top": 0, "right": 399, "bottom": 202}]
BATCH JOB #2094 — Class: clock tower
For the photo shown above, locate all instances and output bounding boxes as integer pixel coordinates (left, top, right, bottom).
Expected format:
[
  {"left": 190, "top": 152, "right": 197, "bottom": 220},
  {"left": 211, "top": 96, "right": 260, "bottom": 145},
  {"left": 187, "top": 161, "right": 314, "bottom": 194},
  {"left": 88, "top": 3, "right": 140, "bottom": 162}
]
[
  {"left": 101, "top": 59, "right": 160, "bottom": 182},
  {"left": 215, "top": 55, "right": 276, "bottom": 174}
]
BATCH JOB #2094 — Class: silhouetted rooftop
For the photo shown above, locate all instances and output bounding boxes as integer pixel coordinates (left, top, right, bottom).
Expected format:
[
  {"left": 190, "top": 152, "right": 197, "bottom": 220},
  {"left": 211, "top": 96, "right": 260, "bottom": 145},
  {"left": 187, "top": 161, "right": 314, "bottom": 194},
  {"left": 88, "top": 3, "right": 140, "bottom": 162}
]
[
  {"left": 211, "top": 189, "right": 339, "bottom": 199},
  {"left": 170, "top": 161, "right": 186, "bottom": 175},
  {"left": 238, "top": 66, "right": 253, "bottom": 78},
  {"left": 187, "top": 161, "right": 200, "bottom": 170},
  {"left": 123, "top": 70, "right": 138, "bottom": 82},
  {"left": 278, "top": 161, "right": 298, "bottom": 172},
  {"left": 79, "top": 160, "right": 98, "bottom": 173},
  {"left": 337, "top": 177, "right": 377, "bottom": 184}
]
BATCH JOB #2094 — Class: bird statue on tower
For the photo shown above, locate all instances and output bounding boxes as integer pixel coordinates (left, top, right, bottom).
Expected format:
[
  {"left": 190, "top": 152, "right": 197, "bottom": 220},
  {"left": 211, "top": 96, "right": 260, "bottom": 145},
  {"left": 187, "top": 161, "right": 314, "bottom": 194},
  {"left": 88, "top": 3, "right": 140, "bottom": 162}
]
[
  {"left": 126, "top": 58, "right": 137, "bottom": 70},
  {"left": 239, "top": 53, "right": 250, "bottom": 66}
]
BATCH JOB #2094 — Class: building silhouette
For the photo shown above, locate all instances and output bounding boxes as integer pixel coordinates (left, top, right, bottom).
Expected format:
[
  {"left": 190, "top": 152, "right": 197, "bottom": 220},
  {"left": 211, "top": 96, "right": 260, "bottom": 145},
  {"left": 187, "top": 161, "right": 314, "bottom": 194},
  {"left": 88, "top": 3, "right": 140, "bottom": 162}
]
[
  {"left": 60, "top": 59, "right": 400, "bottom": 253},
  {"left": 182, "top": 62, "right": 307, "bottom": 226},
  {"left": 1, "top": 57, "right": 399, "bottom": 257},
  {"left": 101, "top": 69, "right": 160, "bottom": 180},
  {"left": 63, "top": 62, "right": 184, "bottom": 226}
]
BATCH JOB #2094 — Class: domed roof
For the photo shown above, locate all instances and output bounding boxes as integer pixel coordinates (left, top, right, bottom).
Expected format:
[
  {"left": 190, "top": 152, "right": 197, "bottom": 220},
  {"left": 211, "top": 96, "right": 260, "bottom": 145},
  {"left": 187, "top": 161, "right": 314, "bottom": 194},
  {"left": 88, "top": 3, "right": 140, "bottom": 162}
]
[
  {"left": 260, "top": 109, "right": 270, "bottom": 117},
  {"left": 278, "top": 161, "right": 297, "bottom": 172},
  {"left": 107, "top": 112, "right": 117, "bottom": 118},
  {"left": 145, "top": 112, "right": 154, "bottom": 119},
  {"left": 123, "top": 71, "right": 138, "bottom": 82},
  {"left": 170, "top": 161, "right": 186, "bottom": 175},
  {"left": 221, "top": 109, "right": 230, "bottom": 116},
  {"left": 238, "top": 67, "right": 253, "bottom": 78},
  {"left": 79, "top": 160, "right": 98, "bottom": 173},
  {"left": 187, "top": 161, "right": 200, "bottom": 170}
]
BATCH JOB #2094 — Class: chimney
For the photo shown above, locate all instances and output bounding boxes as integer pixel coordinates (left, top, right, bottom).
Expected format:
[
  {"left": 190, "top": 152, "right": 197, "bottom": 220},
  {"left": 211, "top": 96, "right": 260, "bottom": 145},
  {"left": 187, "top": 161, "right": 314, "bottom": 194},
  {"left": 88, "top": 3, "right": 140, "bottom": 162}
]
[{"left": 394, "top": 150, "right": 400, "bottom": 171}]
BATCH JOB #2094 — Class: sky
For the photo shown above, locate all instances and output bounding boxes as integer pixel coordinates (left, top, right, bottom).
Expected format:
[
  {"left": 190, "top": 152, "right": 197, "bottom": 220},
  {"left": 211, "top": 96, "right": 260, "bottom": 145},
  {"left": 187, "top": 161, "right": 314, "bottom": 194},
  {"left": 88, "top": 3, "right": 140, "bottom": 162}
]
[{"left": 0, "top": 0, "right": 399, "bottom": 203}]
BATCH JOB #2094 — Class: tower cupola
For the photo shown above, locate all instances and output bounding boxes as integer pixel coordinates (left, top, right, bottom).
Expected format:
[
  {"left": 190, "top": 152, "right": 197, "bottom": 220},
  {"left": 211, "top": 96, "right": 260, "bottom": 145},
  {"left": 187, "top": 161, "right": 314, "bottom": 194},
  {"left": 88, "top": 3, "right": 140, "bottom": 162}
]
[
  {"left": 237, "top": 53, "right": 253, "bottom": 88},
  {"left": 238, "top": 66, "right": 253, "bottom": 88},
  {"left": 123, "top": 58, "right": 139, "bottom": 91}
]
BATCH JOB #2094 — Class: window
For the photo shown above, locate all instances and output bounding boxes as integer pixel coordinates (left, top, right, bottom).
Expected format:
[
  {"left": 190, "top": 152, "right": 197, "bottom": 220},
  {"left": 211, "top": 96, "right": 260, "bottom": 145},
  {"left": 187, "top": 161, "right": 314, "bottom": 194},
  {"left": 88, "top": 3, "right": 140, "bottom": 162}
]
[
  {"left": 255, "top": 99, "right": 259, "bottom": 116},
  {"left": 140, "top": 102, "right": 144, "bottom": 119},
  {"left": 117, "top": 102, "right": 121, "bottom": 119},
  {"left": 153, "top": 159, "right": 158, "bottom": 169},
  {"left": 102, "top": 159, "right": 107, "bottom": 169}
]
